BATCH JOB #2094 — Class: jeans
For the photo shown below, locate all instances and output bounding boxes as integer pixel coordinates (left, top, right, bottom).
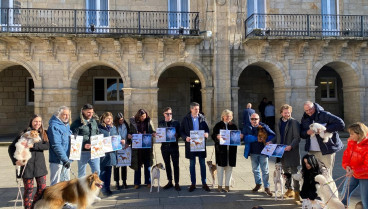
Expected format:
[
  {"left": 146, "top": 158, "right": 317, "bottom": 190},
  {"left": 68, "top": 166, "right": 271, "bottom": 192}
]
[
  {"left": 342, "top": 176, "right": 368, "bottom": 209},
  {"left": 100, "top": 165, "right": 112, "bottom": 192},
  {"left": 161, "top": 145, "right": 180, "bottom": 184},
  {"left": 134, "top": 159, "right": 151, "bottom": 185},
  {"left": 189, "top": 157, "right": 206, "bottom": 185},
  {"left": 49, "top": 163, "right": 70, "bottom": 186},
  {"left": 78, "top": 151, "right": 100, "bottom": 178},
  {"left": 250, "top": 154, "right": 270, "bottom": 188}
]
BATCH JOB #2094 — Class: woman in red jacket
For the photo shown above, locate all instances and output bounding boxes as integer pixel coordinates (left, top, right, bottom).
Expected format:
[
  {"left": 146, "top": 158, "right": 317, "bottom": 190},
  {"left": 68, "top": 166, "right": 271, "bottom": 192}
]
[{"left": 341, "top": 122, "right": 368, "bottom": 209}]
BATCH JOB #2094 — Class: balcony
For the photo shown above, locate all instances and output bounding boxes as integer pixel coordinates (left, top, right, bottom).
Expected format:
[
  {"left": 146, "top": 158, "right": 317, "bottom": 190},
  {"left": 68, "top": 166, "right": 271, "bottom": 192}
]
[
  {"left": 245, "top": 14, "right": 368, "bottom": 38},
  {"left": 0, "top": 8, "right": 199, "bottom": 36}
]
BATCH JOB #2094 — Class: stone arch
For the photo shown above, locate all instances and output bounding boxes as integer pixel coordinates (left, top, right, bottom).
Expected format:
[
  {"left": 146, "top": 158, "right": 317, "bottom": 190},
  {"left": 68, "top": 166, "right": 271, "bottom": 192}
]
[
  {"left": 154, "top": 60, "right": 211, "bottom": 88},
  {"left": 0, "top": 58, "right": 41, "bottom": 88},
  {"left": 69, "top": 60, "right": 129, "bottom": 89}
]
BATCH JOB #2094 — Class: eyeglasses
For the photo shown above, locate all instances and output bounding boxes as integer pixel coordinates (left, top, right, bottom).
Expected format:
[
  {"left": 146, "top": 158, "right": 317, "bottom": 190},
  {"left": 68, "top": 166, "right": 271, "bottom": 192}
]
[
  {"left": 250, "top": 118, "right": 259, "bottom": 121},
  {"left": 164, "top": 113, "right": 172, "bottom": 115},
  {"left": 304, "top": 107, "right": 314, "bottom": 113}
]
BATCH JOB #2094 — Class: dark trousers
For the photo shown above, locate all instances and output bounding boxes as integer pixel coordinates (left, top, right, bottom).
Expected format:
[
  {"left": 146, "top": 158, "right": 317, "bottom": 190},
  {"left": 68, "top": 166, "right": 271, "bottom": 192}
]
[
  {"left": 134, "top": 159, "right": 151, "bottom": 185},
  {"left": 265, "top": 116, "right": 275, "bottom": 131},
  {"left": 161, "top": 144, "right": 180, "bottom": 184},
  {"left": 113, "top": 166, "right": 127, "bottom": 182}
]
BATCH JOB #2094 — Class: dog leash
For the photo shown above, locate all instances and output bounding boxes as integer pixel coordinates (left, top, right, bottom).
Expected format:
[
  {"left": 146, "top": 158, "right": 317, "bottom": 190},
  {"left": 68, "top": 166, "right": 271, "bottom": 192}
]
[
  {"left": 69, "top": 167, "right": 78, "bottom": 179},
  {"left": 14, "top": 163, "right": 28, "bottom": 209},
  {"left": 321, "top": 174, "right": 348, "bottom": 208}
]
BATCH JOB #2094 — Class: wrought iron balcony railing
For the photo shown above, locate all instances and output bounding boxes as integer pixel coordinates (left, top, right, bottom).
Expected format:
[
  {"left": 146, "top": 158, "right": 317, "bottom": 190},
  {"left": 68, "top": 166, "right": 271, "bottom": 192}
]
[
  {"left": 245, "top": 14, "right": 368, "bottom": 38},
  {"left": 0, "top": 8, "right": 199, "bottom": 35}
]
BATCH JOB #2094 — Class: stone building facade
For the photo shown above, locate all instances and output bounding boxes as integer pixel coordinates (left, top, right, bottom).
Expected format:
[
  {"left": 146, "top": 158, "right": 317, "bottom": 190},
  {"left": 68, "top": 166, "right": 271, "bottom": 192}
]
[{"left": 0, "top": 0, "right": 368, "bottom": 134}]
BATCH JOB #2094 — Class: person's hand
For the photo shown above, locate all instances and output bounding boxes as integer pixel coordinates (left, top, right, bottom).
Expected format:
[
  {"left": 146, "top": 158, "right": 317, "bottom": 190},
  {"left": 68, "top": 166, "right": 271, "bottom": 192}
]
[
  {"left": 217, "top": 134, "right": 221, "bottom": 140},
  {"left": 127, "top": 134, "right": 132, "bottom": 139},
  {"left": 266, "top": 141, "right": 272, "bottom": 145},
  {"left": 204, "top": 133, "right": 209, "bottom": 138},
  {"left": 85, "top": 144, "right": 91, "bottom": 149},
  {"left": 346, "top": 166, "right": 353, "bottom": 177},
  {"left": 186, "top": 137, "right": 191, "bottom": 142},
  {"left": 63, "top": 161, "right": 71, "bottom": 169},
  {"left": 152, "top": 133, "right": 156, "bottom": 138},
  {"left": 124, "top": 143, "right": 129, "bottom": 149},
  {"left": 21, "top": 141, "right": 27, "bottom": 146},
  {"left": 284, "top": 145, "right": 292, "bottom": 151},
  {"left": 121, "top": 139, "right": 126, "bottom": 144},
  {"left": 307, "top": 129, "right": 314, "bottom": 135},
  {"left": 27, "top": 144, "right": 33, "bottom": 148},
  {"left": 15, "top": 160, "right": 24, "bottom": 166},
  {"left": 240, "top": 134, "right": 244, "bottom": 139}
]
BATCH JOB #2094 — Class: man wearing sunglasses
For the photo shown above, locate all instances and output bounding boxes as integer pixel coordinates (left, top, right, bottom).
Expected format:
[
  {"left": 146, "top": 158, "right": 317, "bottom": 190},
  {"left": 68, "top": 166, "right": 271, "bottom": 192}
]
[
  {"left": 158, "top": 107, "right": 181, "bottom": 191},
  {"left": 243, "top": 113, "right": 275, "bottom": 197}
]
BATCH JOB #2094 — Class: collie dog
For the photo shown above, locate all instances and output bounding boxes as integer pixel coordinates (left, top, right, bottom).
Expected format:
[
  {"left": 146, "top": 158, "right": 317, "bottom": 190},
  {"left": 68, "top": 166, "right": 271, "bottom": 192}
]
[
  {"left": 14, "top": 130, "right": 41, "bottom": 176},
  {"left": 34, "top": 172, "right": 103, "bottom": 209}
]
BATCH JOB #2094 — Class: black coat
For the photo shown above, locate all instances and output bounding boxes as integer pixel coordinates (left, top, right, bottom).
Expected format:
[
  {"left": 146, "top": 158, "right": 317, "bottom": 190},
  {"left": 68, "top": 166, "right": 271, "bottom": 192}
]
[
  {"left": 8, "top": 129, "right": 49, "bottom": 179},
  {"left": 158, "top": 119, "right": 180, "bottom": 150},
  {"left": 211, "top": 121, "right": 238, "bottom": 167},
  {"left": 180, "top": 113, "right": 209, "bottom": 159}
]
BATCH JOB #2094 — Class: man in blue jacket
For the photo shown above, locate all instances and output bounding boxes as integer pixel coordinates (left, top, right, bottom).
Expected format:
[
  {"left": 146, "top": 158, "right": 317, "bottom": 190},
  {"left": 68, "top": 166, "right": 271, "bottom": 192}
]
[
  {"left": 300, "top": 101, "right": 344, "bottom": 177},
  {"left": 243, "top": 113, "right": 275, "bottom": 196},
  {"left": 48, "top": 106, "right": 72, "bottom": 186},
  {"left": 181, "top": 102, "right": 210, "bottom": 192}
]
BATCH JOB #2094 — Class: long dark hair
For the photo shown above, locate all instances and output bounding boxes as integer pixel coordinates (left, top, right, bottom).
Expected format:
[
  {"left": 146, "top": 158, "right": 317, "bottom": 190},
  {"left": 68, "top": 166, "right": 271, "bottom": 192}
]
[
  {"left": 301, "top": 154, "right": 321, "bottom": 179},
  {"left": 134, "top": 109, "right": 150, "bottom": 123},
  {"left": 27, "top": 114, "right": 48, "bottom": 142}
]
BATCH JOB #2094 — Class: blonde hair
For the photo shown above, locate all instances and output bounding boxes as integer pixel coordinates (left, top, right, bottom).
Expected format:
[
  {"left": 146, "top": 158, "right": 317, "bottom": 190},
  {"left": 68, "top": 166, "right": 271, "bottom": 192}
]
[
  {"left": 221, "top": 109, "right": 233, "bottom": 121},
  {"left": 279, "top": 104, "right": 292, "bottom": 114},
  {"left": 348, "top": 122, "right": 368, "bottom": 141},
  {"left": 100, "top": 112, "right": 114, "bottom": 127}
]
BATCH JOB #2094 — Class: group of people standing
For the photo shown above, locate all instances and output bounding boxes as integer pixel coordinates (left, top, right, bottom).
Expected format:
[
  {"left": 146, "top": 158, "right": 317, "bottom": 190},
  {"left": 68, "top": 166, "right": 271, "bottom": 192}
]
[{"left": 7, "top": 99, "right": 368, "bottom": 209}]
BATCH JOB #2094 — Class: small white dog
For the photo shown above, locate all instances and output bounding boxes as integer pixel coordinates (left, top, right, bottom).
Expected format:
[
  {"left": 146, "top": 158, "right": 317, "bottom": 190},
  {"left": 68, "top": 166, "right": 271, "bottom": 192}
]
[
  {"left": 273, "top": 163, "right": 284, "bottom": 200},
  {"left": 292, "top": 166, "right": 303, "bottom": 183},
  {"left": 309, "top": 123, "right": 333, "bottom": 143},
  {"left": 150, "top": 163, "right": 165, "bottom": 193},
  {"left": 14, "top": 130, "right": 41, "bottom": 176},
  {"left": 314, "top": 174, "right": 345, "bottom": 209},
  {"left": 302, "top": 198, "right": 323, "bottom": 209}
]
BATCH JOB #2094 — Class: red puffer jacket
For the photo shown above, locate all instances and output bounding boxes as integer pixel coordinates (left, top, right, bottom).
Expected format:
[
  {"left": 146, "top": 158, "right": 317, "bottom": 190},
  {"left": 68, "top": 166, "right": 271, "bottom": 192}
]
[{"left": 342, "top": 136, "right": 368, "bottom": 179}]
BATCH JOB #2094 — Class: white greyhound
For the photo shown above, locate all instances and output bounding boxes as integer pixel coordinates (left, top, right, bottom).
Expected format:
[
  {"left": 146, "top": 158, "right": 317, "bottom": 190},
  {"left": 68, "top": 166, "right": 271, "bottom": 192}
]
[
  {"left": 273, "top": 163, "right": 284, "bottom": 200},
  {"left": 150, "top": 163, "right": 165, "bottom": 193}
]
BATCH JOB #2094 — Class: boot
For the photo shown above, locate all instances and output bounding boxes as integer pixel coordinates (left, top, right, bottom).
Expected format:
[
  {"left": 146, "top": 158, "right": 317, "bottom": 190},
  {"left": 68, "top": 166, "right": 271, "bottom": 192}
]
[
  {"left": 294, "top": 191, "right": 302, "bottom": 205},
  {"left": 224, "top": 186, "right": 230, "bottom": 192},
  {"left": 264, "top": 188, "right": 273, "bottom": 197},
  {"left": 283, "top": 188, "right": 294, "bottom": 198},
  {"left": 115, "top": 181, "right": 121, "bottom": 190},
  {"left": 217, "top": 186, "right": 223, "bottom": 192},
  {"left": 252, "top": 184, "right": 262, "bottom": 192}
]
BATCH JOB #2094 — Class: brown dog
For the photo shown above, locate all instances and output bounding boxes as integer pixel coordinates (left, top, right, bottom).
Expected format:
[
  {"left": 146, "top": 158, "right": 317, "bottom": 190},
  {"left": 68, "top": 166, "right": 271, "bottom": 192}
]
[
  {"left": 207, "top": 161, "right": 217, "bottom": 188},
  {"left": 257, "top": 125, "right": 268, "bottom": 144}
]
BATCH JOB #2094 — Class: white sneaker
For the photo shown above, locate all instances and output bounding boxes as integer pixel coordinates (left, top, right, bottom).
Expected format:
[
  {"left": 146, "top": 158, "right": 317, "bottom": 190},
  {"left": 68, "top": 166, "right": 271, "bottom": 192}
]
[{"left": 63, "top": 203, "right": 76, "bottom": 209}]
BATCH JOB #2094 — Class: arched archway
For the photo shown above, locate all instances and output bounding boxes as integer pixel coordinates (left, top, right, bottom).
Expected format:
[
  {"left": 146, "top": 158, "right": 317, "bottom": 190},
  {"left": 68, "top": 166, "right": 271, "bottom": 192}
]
[{"left": 157, "top": 66, "right": 202, "bottom": 122}]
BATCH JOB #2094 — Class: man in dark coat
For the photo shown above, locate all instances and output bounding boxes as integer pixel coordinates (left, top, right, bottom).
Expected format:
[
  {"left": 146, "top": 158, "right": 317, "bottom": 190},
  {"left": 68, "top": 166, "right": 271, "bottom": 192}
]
[
  {"left": 243, "top": 103, "right": 255, "bottom": 127},
  {"left": 181, "top": 102, "right": 210, "bottom": 192},
  {"left": 300, "top": 101, "right": 344, "bottom": 177},
  {"left": 159, "top": 107, "right": 181, "bottom": 191},
  {"left": 258, "top": 97, "right": 268, "bottom": 122},
  {"left": 271, "top": 104, "right": 301, "bottom": 203}
]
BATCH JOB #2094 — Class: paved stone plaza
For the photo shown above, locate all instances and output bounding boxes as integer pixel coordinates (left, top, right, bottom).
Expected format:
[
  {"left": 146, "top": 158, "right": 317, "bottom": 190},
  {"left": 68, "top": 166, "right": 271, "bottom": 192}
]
[{"left": 0, "top": 136, "right": 360, "bottom": 209}]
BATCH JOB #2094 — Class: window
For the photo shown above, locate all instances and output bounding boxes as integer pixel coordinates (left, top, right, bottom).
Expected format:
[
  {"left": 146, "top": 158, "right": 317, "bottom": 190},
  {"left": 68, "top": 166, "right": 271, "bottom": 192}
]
[
  {"left": 93, "top": 77, "right": 124, "bottom": 104},
  {"left": 321, "top": 0, "right": 338, "bottom": 35},
  {"left": 246, "top": 0, "right": 265, "bottom": 34},
  {"left": 319, "top": 78, "right": 337, "bottom": 101},
  {"left": 26, "top": 77, "right": 34, "bottom": 105},
  {"left": 0, "top": 0, "right": 21, "bottom": 32},
  {"left": 86, "top": 0, "right": 109, "bottom": 33},
  {"left": 168, "top": 0, "right": 189, "bottom": 34}
]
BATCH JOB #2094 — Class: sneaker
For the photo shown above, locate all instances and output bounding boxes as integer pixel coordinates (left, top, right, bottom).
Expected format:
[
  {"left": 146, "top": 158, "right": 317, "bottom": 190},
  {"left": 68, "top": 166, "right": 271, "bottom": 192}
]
[
  {"left": 202, "top": 184, "right": 211, "bottom": 192},
  {"left": 252, "top": 184, "right": 262, "bottom": 192},
  {"left": 264, "top": 188, "right": 273, "bottom": 197},
  {"left": 63, "top": 203, "right": 76, "bottom": 209},
  {"left": 188, "top": 184, "right": 196, "bottom": 192},
  {"left": 175, "top": 183, "right": 181, "bottom": 191},
  {"left": 224, "top": 186, "right": 230, "bottom": 192},
  {"left": 163, "top": 182, "right": 174, "bottom": 190}
]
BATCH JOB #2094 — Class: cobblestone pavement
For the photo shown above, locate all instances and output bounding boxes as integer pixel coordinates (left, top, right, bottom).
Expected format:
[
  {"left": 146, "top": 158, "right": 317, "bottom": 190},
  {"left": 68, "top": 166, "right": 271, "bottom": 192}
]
[{"left": 0, "top": 135, "right": 360, "bottom": 209}]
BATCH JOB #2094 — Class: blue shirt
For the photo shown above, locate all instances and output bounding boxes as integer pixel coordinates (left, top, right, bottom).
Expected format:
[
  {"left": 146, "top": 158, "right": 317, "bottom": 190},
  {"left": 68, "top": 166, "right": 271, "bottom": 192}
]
[{"left": 191, "top": 115, "right": 199, "bottom": 130}]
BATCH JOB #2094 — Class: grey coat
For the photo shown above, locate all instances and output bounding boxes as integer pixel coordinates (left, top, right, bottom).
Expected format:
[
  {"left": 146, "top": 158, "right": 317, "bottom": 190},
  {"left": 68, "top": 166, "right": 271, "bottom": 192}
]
[{"left": 272, "top": 117, "right": 301, "bottom": 167}]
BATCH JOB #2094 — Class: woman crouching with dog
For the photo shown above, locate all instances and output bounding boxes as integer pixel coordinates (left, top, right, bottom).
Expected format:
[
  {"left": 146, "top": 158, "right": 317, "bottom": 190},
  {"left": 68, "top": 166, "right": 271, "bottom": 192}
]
[
  {"left": 341, "top": 122, "right": 368, "bottom": 209},
  {"left": 8, "top": 114, "right": 49, "bottom": 209},
  {"left": 300, "top": 154, "right": 322, "bottom": 205},
  {"left": 211, "top": 109, "right": 243, "bottom": 192}
]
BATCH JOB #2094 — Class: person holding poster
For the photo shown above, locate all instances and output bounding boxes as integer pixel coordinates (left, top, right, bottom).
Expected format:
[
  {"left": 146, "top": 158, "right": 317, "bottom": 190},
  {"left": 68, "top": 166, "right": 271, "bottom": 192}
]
[
  {"left": 113, "top": 112, "right": 130, "bottom": 190},
  {"left": 243, "top": 113, "right": 275, "bottom": 197},
  {"left": 129, "top": 109, "right": 155, "bottom": 189},
  {"left": 47, "top": 106, "right": 72, "bottom": 186},
  {"left": 181, "top": 102, "right": 210, "bottom": 192},
  {"left": 98, "top": 112, "right": 118, "bottom": 196},
  {"left": 211, "top": 109, "right": 243, "bottom": 192},
  {"left": 269, "top": 104, "right": 301, "bottom": 203},
  {"left": 159, "top": 107, "right": 181, "bottom": 191},
  {"left": 70, "top": 104, "right": 100, "bottom": 178}
]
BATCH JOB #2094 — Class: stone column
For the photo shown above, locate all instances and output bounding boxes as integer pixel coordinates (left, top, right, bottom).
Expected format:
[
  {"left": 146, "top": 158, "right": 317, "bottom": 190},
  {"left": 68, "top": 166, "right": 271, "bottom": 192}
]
[
  {"left": 231, "top": 87, "right": 240, "bottom": 125},
  {"left": 201, "top": 87, "right": 214, "bottom": 127}
]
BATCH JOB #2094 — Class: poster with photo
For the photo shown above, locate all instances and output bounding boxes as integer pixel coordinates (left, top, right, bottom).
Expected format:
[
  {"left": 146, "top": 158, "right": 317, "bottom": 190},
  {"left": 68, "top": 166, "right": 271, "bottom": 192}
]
[
  {"left": 219, "top": 130, "right": 241, "bottom": 146},
  {"left": 271, "top": 144, "right": 287, "bottom": 158},
  {"left": 69, "top": 135, "right": 83, "bottom": 160},
  {"left": 116, "top": 146, "right": 131, "bottom": 166},
  {"left": 111, "top": 135, "right": 122, "bottom": 151},
  {"left": 261, "top": 144, "right": 277, "bottom": 156},
  {"left": 219, "top": 129, "right": 230, "bottom": 145},
  {"left": 102, "top": 136, "right": 113, "bottom": 153},
  {"left": 155, "top": 128, "right": 166, "bottom": 143},
  {"left": 132, "top": 134, "right": 152, "bottom": 148},
  {"left": 91, "top": 134, "right": 105, "bottom": 159},
  {"left": 166, "top": 127, "right": 176, "bottom": 142},
  {"left": 190, "top": 130, "right": 205, "bottom": 152}
]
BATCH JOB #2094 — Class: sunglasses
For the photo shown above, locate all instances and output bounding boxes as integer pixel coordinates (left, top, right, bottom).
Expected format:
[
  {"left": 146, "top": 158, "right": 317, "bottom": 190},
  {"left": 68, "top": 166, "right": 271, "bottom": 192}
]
[
  {"left": 164, "top": 113, "right": 172, "bottom": 115},
  {"left": 250, "top": 118, "right": 259, "bottom": 121}
]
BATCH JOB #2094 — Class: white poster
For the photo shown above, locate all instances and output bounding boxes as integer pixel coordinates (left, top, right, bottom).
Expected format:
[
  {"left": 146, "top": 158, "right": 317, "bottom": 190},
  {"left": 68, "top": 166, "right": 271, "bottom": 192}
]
[
  {"left": 155, "top": 128, "right": 166, "bottom": 143},
  {"left": 155, "top": 127, "right": 176, "bottom": 143},
  {"left": 69, "top": 135, "right": 83, "bottom": 160},
  {"left": 190, "top": 130, "right": 205, "bottom": 152},
  {"left": 102, "top": 136, "right": 113, "bottom": 153},
  {"left": 261, "top": 144, "right": 277, "bottom": 156},
  {"left": 220, "top": 130, "right": 241, "bottom": 146},
  {"left": 91, "top": 134, "right": 105, "bottom": 159},
  {"left": 116, "top": 146, "right": 132, "bottom": 166},
  {"left": 132, "top": 134, "right": 152, "bottom": 149}
]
